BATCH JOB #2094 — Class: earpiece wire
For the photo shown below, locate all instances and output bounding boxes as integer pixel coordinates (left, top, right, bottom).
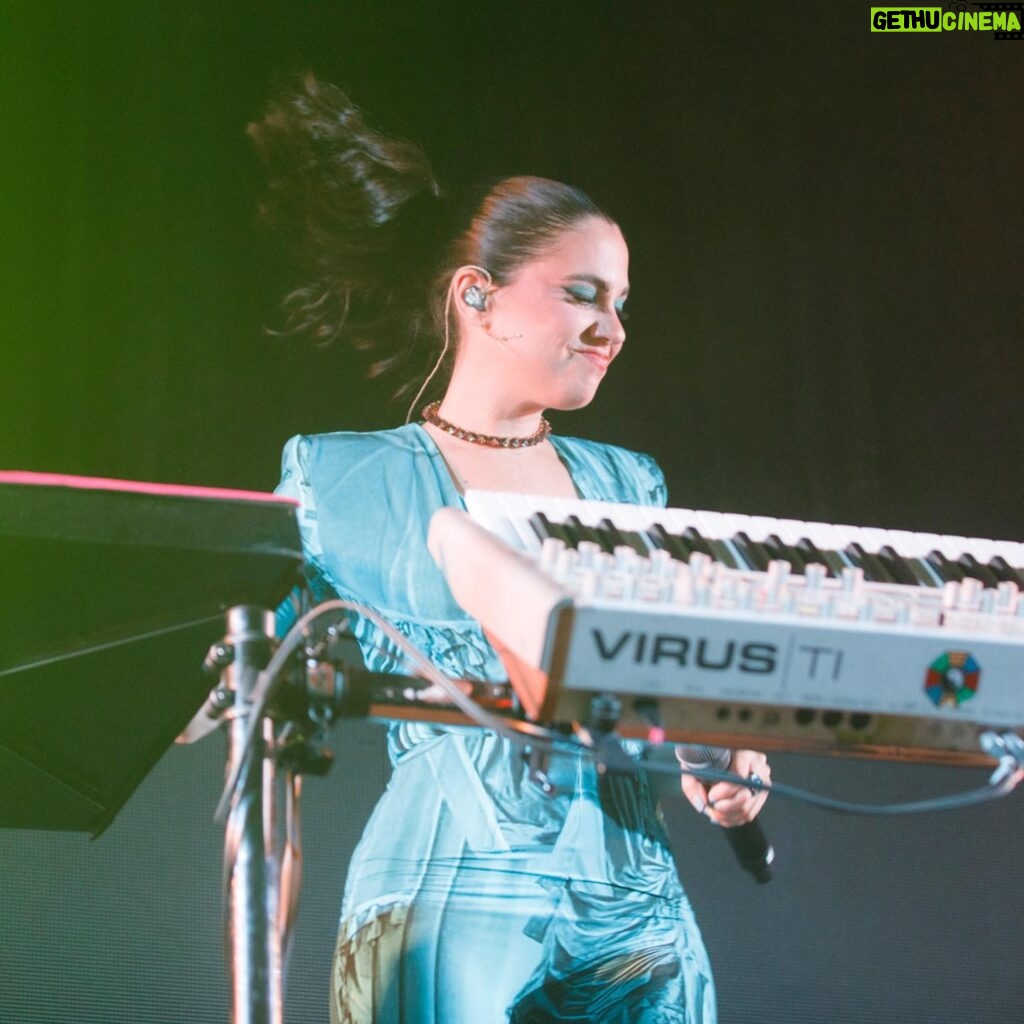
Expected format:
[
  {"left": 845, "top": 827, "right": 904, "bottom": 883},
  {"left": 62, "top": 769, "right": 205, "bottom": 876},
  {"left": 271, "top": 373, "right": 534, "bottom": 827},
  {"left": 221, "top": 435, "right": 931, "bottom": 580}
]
[{"left": 404, "top": 266, "right": 492, "bottom": 425}]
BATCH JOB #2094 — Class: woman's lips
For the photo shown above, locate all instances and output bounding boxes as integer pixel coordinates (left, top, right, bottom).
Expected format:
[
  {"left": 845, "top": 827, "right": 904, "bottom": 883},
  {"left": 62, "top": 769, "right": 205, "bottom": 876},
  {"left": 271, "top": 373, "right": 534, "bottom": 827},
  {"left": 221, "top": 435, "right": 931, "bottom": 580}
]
[{"left": 571, "top": 349, "right": 612, "bottom": 370}]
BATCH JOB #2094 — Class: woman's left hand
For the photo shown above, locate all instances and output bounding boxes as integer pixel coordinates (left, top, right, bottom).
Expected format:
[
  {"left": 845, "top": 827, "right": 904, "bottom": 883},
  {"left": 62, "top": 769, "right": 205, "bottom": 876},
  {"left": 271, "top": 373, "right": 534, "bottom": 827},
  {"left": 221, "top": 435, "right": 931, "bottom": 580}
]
[{"left": 680, "top": 749, "right": 771, "bottom": 828}]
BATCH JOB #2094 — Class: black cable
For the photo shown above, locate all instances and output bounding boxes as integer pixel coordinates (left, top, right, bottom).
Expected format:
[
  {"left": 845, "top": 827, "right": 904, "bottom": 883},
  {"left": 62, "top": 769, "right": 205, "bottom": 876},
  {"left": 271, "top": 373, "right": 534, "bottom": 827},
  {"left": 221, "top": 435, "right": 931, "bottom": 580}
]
[
  {"left": 214, "top": 598, "right": 1023, "bottom": 822},
  {"left": 641, "top": 760, "right": 1022, "bottom": 816},
  {"left": 215, "top": 599, "right": 570, "bottom": 820}
]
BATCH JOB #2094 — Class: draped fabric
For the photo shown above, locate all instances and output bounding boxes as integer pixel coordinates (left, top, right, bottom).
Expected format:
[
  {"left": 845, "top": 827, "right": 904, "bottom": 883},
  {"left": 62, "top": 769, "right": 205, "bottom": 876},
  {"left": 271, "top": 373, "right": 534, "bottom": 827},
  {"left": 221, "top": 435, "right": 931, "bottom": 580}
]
[{"left": 275, "top": 424, "right": 715, "bottom": 1023}]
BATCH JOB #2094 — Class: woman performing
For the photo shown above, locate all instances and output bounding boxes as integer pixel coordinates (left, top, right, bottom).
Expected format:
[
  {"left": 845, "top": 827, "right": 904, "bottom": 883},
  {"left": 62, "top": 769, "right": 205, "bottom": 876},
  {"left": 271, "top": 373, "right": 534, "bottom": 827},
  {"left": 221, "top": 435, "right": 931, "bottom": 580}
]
[{"left": 253, "top": 75, "right": 770, "bottom": 1024}]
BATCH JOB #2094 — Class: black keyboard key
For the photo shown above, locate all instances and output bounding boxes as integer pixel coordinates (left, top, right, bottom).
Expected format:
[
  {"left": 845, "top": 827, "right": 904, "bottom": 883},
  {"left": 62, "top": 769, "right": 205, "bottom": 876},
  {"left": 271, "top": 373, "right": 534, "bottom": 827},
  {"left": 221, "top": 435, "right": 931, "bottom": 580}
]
[
  {"left": 705, "top": 536, "right": 739, "bottom": 569},
  {"left": 926, "top": 550, "right": 964, "bottom": 583},
  {"left": 591, "top": 515, "right": 625, "bottom": 552},
  {"left": 597, "top": 517, "right": 650, "bottom": 557},
  {"left": 766, "top": 534, "right": 808, "bottom": 574},
  {"left": 989, "top": 556, "right": 1024, "bottom": 589},
  {"left": 733, "top": 532, "right": 772, "bottom": 571},
  {"left": 530, "top": 512, "right": 571, "bottom": 545},
  {"left": 894, "top": 553, "right": 941, "bottom": 588},
  {"left": 796, "top": 538, "right": 844, "bottom": 578},
  {"left": 844, "top": 543, "right": 895, "bottom": 583},
  {"left": 677, "top": 526, "right": 737, "bottom": 568},
  {"left": 876, "top": 545, "right": 923, "bottom": 586},
  {"left": 956, "top": 554, "right": 1000, "bottom": 589},
  {"left": 681, "top": 527, "right": 714, "bottom": 558},
  {"left": 648, "top": 523, "right": 693, "bottom": 563},
  {"left": 565, "top": 514, "right": 610, "bottom": 552}
]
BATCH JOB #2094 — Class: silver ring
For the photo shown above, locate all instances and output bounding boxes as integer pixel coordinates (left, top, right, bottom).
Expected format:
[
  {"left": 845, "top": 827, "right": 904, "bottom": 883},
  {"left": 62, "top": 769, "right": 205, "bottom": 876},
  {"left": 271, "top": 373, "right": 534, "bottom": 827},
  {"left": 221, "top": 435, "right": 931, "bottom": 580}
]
[{"left": 747, "top": 772, "right": 763, "bottom": 796}]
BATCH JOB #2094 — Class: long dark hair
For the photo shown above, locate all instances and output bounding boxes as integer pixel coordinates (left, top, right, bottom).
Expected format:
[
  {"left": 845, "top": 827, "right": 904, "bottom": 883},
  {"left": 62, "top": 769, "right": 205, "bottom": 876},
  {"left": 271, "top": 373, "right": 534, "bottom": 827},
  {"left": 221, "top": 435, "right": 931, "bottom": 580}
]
[{"left": 249, "top": 74, "right": 613, "bottom": 398}]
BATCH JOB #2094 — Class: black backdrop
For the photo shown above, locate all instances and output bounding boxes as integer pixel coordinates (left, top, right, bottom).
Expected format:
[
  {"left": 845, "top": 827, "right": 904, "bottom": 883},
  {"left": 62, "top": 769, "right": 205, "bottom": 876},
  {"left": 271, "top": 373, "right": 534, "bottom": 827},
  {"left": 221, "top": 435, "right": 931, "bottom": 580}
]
[{"left": 2, "top": 3, "right": 1023, "bottom": 1022}]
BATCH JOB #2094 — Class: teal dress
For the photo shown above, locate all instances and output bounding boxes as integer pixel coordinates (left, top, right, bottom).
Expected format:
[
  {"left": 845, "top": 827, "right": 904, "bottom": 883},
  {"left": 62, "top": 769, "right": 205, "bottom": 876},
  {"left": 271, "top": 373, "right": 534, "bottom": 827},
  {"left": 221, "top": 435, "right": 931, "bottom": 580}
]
[{"left": 275, "top": 424, "right": 715, "bottom": 1024}]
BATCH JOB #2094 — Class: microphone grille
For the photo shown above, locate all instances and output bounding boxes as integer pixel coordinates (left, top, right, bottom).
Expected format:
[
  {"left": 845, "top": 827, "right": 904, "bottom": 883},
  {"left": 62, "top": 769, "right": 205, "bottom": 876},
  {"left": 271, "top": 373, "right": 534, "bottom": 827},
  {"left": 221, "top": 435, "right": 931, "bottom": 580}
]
[{"left": 676, "top": 744, "right": 731, "bottom": 770}]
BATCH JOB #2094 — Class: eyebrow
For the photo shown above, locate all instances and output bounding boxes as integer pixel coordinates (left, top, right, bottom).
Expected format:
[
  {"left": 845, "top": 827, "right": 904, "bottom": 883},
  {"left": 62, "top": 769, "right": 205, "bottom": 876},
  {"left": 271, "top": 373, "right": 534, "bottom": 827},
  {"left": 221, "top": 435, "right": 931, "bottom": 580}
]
[{"left": 564, "top": 274, "right": 630, "bottom": 299}]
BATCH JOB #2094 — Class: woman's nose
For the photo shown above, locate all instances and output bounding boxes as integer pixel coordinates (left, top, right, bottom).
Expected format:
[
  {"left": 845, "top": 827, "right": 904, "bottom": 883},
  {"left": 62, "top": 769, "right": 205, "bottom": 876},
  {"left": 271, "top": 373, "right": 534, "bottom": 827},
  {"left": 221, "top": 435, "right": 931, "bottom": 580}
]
[{"left": 601, "top": 308, "right": 626, "bottom": 347}]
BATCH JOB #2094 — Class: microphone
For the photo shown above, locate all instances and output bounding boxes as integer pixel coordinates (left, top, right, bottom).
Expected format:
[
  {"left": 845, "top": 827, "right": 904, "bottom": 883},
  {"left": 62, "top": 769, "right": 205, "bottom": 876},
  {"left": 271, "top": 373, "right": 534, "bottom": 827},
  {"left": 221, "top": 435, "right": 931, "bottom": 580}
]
[
  {"left": 461, "top": 286, "right": 524, "bottom": 348},
  {"left": 676, "top": 744, "right": 774, "bottom": 884},
  {"left": 484, "top": 327, "right": 524, "bottom": 350}
]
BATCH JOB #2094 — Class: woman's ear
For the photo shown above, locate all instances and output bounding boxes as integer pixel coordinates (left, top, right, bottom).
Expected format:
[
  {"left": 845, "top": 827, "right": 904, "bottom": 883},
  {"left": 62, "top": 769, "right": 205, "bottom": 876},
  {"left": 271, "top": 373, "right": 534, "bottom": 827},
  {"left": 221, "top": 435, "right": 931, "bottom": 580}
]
[{"left": 451, "top": 265, "right": 494, "bottom": 317}]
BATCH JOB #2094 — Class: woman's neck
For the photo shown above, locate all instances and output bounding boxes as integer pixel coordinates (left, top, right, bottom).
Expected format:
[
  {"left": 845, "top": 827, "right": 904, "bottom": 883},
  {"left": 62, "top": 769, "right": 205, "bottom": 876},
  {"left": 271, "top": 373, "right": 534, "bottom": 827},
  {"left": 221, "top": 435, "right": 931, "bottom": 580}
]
[{"left": 435, "top": 370, "right": 545, "bottom": 438}]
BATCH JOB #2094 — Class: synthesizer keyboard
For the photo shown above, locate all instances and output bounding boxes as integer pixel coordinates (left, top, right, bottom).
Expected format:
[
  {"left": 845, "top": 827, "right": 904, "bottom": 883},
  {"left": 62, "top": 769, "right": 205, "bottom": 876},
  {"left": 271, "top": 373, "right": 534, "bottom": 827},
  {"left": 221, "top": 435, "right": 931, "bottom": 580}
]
[{"left": 427, "top": 492, "right": 1024, "bottom": 763}]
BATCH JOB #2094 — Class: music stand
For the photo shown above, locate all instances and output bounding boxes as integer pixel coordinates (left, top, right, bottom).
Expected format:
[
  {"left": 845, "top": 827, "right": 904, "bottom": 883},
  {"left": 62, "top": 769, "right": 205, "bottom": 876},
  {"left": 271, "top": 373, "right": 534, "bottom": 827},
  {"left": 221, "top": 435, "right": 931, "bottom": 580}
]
[{"left": 0, "top": 471, "right": 304, "bottom": 1024}]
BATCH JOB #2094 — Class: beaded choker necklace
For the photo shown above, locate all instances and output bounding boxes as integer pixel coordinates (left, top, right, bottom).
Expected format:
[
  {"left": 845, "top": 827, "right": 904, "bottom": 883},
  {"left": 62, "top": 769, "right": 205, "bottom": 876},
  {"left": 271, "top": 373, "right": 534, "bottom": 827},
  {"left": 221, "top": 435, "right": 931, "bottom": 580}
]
[{"left": 421, "top": 401, "right": 551, "bottom": 449}]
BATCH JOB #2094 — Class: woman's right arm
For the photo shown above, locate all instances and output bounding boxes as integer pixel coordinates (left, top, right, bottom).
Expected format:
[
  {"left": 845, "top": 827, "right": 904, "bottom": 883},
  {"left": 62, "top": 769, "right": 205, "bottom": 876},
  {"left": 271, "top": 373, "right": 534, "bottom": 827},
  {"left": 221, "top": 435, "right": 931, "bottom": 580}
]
[{"left": 274, "top": 434, "right": 336, "bottom": 635}]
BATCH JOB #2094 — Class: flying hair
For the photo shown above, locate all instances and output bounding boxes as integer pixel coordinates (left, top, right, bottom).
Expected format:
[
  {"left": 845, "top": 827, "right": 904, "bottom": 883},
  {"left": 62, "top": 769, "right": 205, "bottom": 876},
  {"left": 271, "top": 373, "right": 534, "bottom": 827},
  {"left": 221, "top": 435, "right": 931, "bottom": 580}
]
[{"left": 250, "top": 73, "right": 615, "bottom": 405}]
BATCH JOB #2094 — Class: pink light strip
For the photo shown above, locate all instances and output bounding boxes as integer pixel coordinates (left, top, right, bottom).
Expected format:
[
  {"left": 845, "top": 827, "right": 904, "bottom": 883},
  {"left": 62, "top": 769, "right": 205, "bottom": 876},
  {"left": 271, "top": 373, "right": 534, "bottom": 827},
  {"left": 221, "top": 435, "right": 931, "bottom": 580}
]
[{"left": 0, "top": 470, "right": 298, "bottom": 506}]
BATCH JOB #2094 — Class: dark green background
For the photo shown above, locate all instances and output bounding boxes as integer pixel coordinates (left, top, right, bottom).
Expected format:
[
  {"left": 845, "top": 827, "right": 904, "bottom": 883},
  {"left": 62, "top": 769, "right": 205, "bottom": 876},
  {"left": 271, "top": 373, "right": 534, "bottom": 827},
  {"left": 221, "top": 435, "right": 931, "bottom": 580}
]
[
  {"left": 2, "top": 3, "right": 1022, "bottom": 1023},
  {"left": 3, "top": 2, "right": 1021, "bottom": 536}
]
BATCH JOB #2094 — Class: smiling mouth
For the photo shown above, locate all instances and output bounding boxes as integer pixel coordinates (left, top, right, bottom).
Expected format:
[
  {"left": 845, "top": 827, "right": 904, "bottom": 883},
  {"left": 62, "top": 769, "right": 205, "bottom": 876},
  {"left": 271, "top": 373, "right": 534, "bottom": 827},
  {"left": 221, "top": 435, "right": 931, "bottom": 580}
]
[{"left": 571, "top": 349, "right": 612, "bottom": 370}]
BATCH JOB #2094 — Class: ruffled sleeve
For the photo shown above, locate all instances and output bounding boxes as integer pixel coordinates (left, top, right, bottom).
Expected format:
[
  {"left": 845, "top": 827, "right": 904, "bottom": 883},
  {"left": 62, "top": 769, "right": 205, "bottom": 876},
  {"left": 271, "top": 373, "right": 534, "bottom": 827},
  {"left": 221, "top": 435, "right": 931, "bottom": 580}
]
[
  {"left": 275, "top": 435, "right": 324, "bottom": 562},
  {"left": 272, "top": 429, "right": 508, "bottom": 681},
  {"left": 550, "top": 435, "right": 668, "bottom": 508},
  {"left": 633, "top": 451, "right": 668, "bottom": 508},
  {"left": 273, "top": 436, "right": 333, "bottom": 635}
]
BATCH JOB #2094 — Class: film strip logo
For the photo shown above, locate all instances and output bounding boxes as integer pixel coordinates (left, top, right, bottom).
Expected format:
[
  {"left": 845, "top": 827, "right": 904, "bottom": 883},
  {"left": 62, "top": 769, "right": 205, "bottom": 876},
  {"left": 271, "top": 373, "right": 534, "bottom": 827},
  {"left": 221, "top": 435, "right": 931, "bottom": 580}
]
[{"left": 950, "top": 2, "right": 1024, "bottom": 40}]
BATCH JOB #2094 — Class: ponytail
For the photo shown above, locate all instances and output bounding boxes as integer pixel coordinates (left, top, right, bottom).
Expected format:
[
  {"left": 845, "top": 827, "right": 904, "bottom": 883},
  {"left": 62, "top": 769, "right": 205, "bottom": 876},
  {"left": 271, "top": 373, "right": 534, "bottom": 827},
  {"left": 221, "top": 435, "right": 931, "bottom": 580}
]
[{"left": 248, "top": 73, "right": 444, "bottom": 371}]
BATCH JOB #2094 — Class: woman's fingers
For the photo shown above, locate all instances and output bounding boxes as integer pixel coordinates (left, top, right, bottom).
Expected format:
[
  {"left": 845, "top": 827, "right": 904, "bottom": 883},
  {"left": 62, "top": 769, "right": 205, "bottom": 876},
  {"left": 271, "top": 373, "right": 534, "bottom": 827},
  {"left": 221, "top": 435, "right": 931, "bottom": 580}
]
[
  {"left": 704, "top": 750, "right": 771, "bottom": 827},
  {"left": 680, "top": 748, "right": 772, "bottom": 825},
  {"left": 680, "top": 771, "right": 711, "bottom": 814}
]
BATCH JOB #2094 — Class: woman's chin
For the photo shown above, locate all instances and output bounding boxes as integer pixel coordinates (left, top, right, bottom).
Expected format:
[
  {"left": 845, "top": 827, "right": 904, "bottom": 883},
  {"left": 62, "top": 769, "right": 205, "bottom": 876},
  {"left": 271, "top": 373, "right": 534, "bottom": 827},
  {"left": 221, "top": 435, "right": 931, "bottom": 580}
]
[{"left": 549, "top": 387, "right": 601, "bottom": 413}]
